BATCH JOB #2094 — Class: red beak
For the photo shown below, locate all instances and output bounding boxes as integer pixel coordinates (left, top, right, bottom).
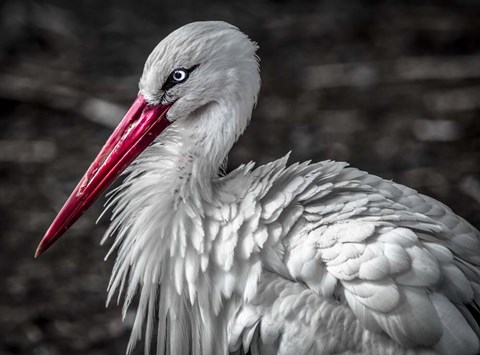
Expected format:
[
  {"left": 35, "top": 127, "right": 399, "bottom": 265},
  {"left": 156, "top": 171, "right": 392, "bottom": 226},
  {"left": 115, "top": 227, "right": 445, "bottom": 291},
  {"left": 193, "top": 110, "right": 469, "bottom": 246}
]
[{"left": 35, "top": 95, "right": 172, "bottom": 257}]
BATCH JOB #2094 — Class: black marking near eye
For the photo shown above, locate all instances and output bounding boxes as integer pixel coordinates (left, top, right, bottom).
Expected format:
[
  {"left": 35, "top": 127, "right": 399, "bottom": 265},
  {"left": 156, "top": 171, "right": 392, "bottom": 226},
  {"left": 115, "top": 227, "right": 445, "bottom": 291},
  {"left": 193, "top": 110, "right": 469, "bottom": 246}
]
[{"left": 162, "top": 64, "right": 200, "bottom": 92}]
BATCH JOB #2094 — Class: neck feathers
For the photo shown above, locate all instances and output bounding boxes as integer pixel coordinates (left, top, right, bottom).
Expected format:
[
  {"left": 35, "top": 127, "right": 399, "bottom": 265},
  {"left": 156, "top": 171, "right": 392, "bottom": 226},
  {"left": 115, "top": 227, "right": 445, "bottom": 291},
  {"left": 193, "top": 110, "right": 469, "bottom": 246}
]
[{"left": 101, "top": 145, "right": 213, "bottom": 353}]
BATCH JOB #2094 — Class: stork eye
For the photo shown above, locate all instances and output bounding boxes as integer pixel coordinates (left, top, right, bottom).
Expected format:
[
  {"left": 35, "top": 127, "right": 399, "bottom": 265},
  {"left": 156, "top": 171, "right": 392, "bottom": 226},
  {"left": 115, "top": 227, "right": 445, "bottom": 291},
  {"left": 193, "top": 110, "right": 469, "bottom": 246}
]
[
  {"left": 172, "top": 69, "right": 188, "bottom": 82},
  {"left": 162, "top": 65, "right": 199, "bottom": 92}
]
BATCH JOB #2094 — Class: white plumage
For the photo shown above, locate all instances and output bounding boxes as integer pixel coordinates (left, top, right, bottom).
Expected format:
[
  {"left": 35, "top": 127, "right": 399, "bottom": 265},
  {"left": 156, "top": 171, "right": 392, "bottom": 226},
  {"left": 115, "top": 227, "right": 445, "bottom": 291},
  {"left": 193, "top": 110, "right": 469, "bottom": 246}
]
[{"left": 43, "top": 21, "right": 480, "bottom": 355}]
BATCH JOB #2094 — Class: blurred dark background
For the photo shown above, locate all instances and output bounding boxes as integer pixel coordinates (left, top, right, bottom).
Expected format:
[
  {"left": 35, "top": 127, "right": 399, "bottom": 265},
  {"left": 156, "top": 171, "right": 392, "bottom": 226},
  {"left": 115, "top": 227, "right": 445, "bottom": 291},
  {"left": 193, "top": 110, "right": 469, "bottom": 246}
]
[{"left": 1, "top": 0, "right": 479, "bottom": 354}]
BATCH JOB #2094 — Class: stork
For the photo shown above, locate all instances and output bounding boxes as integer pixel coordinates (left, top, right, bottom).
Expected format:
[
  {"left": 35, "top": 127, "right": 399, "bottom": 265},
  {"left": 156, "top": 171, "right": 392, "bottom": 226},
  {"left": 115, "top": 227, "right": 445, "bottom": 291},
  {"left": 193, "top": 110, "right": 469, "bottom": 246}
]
[{"left": 36, "top": 21, "right": 480, "bottom": 355}]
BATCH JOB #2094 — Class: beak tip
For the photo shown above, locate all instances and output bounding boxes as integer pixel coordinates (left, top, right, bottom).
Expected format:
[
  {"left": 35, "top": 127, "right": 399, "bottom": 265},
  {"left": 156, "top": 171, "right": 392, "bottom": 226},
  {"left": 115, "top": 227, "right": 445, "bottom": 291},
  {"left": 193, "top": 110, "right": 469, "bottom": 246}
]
[
  {"left": 35, "top": 239, "right": 48, "bottom": 258},
  {"left": 35, "top": 227, "right": 60, "bottom": 258}
]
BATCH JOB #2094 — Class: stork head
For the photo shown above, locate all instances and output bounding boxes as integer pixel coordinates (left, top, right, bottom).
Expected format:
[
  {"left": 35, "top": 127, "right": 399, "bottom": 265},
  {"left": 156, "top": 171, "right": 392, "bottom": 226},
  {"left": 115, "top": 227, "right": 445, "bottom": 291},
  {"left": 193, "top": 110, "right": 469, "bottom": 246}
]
[
  {"left": 36, "top": 21, "right": 260, "bottom": 256},
  {"left": 140, "top": 21, "right": 260, "bottom": 120}
]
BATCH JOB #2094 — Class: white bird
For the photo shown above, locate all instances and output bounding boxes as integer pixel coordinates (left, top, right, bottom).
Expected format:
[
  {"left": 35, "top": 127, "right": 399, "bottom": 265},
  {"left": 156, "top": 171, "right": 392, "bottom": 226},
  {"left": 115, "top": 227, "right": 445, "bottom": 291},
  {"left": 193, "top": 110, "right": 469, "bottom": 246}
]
[{"left": 36, "top": 21, "right": 480, "bottom": 355}]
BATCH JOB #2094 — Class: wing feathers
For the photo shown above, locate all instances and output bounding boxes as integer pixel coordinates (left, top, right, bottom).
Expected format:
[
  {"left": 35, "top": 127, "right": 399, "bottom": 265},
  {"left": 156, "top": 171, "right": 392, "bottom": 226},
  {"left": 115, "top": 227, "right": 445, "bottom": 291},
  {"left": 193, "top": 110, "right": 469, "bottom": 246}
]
[
  {"left": 395, "top": 245, "right": 440, "bottom": 287},
  {"left": 431, "top": 293, "right": 480, "bottom": 355},
  {"left": 254, "top": 157, "right": 480, "bottom": 353},
  {"left": 343, "top": 280, "right": 400, "bottom": 313},
  {"left": 372, "top": 288, "right": 442, "bottom": 347}
]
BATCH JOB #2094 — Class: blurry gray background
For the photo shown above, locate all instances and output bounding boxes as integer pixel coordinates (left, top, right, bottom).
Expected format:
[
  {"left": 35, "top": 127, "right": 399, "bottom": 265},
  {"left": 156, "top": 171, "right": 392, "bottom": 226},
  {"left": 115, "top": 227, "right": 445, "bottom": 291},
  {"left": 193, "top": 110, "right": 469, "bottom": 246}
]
[{"left": 1, "top": 0, "right": 479, "bottom": 354}]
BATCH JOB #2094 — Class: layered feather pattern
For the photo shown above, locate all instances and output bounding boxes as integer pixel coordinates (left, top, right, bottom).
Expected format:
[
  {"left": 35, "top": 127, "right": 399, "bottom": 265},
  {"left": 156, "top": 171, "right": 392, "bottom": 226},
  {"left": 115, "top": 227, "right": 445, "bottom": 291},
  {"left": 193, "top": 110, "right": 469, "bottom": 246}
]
[{"left": 104, "top": 149, "right": 480, "bottom": 354}]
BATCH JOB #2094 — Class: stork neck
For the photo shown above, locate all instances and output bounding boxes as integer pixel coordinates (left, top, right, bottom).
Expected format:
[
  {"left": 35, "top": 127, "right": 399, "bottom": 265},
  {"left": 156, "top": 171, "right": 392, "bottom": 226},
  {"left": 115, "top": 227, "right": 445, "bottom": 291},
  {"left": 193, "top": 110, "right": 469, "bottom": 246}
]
[{"left": 163, "top": 99, "right": 247, "bottom": 205}]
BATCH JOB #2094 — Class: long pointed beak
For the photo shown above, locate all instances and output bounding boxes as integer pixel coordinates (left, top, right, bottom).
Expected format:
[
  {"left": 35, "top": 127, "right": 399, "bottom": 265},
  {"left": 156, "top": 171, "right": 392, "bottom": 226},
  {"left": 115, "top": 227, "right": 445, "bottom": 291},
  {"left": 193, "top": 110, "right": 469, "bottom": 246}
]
[{"left": 35, "top": 95, "right": 172, "bottom": 257}]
